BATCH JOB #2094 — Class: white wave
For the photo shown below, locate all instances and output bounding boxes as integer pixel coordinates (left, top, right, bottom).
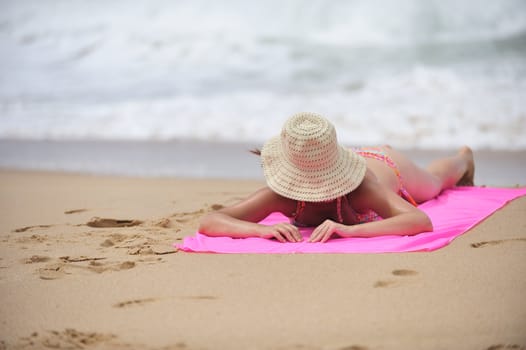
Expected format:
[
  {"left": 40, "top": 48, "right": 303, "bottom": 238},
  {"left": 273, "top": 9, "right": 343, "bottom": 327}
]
[
  {"left": 4, "top": 0, "right": 525, "bottom": 47},
  {"left": 1, "top": 0, "right": 526, "bottom": 150},
  {"left": 1, "top": 66, "right": 525, "bottom": 150}
]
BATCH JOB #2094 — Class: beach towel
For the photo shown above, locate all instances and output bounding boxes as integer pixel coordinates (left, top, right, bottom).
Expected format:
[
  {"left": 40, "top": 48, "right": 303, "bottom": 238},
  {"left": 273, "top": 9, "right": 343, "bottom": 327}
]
[{"left": 177, "top": 187, "right": 526, "bottom": 254}]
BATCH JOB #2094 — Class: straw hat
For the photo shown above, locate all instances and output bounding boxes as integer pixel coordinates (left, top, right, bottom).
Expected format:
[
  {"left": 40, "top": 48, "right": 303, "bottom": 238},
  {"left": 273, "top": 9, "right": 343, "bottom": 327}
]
[{"left": 261, "top": 112, "right": 367, "bottom": 202}]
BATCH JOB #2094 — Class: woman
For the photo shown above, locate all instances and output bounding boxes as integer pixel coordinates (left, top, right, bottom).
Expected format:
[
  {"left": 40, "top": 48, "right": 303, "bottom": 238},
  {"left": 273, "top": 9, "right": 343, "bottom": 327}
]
[{"left": 199, "top": 112, "right": 475, "bottom": 243}]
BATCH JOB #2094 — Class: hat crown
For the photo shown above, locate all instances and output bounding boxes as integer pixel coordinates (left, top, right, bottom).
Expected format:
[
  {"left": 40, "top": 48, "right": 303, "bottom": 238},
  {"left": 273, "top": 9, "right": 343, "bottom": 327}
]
[
  {"left": 281, "top": 113, "right": 339, "bottom": 171},
  {"left": 260, "top": 112, "right": 366, "bottom": 202}
]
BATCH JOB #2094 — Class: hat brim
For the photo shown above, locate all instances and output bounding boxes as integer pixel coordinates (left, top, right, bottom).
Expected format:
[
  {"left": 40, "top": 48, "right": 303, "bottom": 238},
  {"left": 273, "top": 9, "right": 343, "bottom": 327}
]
[{"left": 261, "top": 136, "right": 367, "bottom": 202}]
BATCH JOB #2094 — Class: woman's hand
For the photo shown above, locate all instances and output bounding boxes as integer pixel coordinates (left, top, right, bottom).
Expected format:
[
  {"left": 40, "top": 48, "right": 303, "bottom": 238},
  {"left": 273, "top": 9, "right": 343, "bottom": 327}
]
[
  {"left": 308, "top": 219, "right": 349, "bottom": 243},
  {"left": 260, "top": 223, "right": 303, "bottom": 243}
]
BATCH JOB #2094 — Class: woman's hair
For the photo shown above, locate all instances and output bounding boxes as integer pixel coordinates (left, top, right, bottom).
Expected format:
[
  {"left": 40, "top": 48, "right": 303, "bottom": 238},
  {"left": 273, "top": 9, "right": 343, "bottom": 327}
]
[{"left": 249, "top": 148, "right": 261, "bottom": 156}]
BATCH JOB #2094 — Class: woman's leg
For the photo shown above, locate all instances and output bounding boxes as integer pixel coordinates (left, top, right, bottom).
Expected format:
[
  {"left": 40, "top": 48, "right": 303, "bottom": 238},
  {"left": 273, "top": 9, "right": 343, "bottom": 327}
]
[{"left": 385, "top": 146, "right": 475, "bottom": 203}]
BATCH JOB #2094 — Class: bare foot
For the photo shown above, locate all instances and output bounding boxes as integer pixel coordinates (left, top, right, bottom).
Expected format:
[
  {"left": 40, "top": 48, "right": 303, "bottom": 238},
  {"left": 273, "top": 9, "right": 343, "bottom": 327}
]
[{"left": 456, "top": 146, "right": 475, "bottom": 186}]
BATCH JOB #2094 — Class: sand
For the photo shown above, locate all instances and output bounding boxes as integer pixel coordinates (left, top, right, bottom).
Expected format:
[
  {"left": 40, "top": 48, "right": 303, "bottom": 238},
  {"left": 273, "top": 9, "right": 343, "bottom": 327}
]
[{"left": 0, "top": 169, "right": 525, "bottom": 350}]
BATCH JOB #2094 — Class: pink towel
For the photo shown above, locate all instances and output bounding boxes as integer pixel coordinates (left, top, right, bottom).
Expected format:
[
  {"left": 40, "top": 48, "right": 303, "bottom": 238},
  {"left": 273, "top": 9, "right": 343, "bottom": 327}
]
[{"left": 177, "top": 187, "right": 526, "bottom": 254}]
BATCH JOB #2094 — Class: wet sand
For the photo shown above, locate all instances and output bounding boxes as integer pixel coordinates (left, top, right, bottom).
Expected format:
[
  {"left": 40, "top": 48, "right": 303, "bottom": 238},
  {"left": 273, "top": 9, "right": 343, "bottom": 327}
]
[{"left": 1, "top": 139, "right": 525, "bottom": 185}]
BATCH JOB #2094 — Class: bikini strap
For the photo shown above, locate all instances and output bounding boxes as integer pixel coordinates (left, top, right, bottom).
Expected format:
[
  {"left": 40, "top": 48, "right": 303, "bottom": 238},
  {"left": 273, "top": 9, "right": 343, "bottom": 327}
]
[
  {"left": 400, "top": 187, "right": 418, "bottom": 207},
  {"left": 293, "top": 200, "right": 306, "bottom": 220},
  {"left": 336, "top": 197, "right": 344, "bottom": 223}
]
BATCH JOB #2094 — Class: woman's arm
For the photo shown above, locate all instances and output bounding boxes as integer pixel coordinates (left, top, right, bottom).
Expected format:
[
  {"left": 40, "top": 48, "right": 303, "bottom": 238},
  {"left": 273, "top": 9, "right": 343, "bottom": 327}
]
[
  {"left": 198, "top": 187, "right": 302, "bottom": 242},
  {"left": 347, "top": 181, "right": 432, "bottom": 237},
  {"left": 309, "top": 173, "right": 433, "bottom": 242}
]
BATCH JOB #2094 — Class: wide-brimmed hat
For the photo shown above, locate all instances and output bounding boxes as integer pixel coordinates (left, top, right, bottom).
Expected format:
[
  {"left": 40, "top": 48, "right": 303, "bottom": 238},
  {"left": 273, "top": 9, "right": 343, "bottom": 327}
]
[{"left": 261, "top": 112, "right": 366, "bottom": 202}]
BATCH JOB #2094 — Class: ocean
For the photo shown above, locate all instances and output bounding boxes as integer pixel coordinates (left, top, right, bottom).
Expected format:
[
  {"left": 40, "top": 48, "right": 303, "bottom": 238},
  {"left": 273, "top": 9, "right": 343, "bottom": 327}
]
[{"left": 1, "top": 0, "right": 525, "bottom": 180}]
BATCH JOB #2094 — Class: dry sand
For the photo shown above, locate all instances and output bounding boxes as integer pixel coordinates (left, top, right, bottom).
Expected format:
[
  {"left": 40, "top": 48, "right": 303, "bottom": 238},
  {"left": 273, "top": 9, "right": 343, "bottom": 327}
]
[{"left": 0, "top": 169, "right": 525, "bottom": 350}]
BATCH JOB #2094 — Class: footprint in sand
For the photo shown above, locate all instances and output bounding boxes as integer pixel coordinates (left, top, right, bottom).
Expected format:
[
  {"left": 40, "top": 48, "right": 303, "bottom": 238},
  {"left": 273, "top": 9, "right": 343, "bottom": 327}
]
[
  {"left": 16, "top": 329, "right": 116, "bottom": 349},
  {"left": 86, "top": 217, "right": 142, "bottom": 228},
  {"left": 126, "top": 244, "right": 177, "bottom": 256},
  {"left": 171, "top": 207, "right": 213, "bottom": 224},
  {"left": 24, "top": 255, "right": 51, "bottom": 264},
  {"left": 180, "top": 295, "right": 218, "bottom": 300},
  {"left": 486, "top": 345, "right": 525, "bottom": 350},
  {"left": 172, "top": 215, "right": 200, "bottom": 224},
  {"left": 159, "top": 342, "right": 188, "bottom": 350},
  {"left": 275, "top": 345, "right": 324, "bottom": 350},
  {"left": 59, "top": 256, "right": 107, "bottom": 263},
  {"left": 154, "top": 217, "right": 172, "bottom": 228},
  {"left": 210, "top": 204, "right": 224, "bottom": 210},
  {"left": 105, "top": 234, "right": 177, "bottom": 256},
  {"left": 99, "top": 233, "right": 130, "bottom": 247},
  {"left": 16, "top": 234, "right": 48, "bottom": 244},
  {"left": 113, "top": 298, "right": 158, "bottom": 308},
  {"left": 338, "top": 346, "right": 369, "bottom": 350},
  {"left": 392, "top": 269, "right": 418, "bottom": 276},
  {"left": 64, "top": 208, "right": 88, "bottom": 214},
  {"left": 87, "top": 260, "right": 136, "bottom": 274},
  {"left": 374, "top": 269, "right": 418, "bottom": 288},
  {"left": 471, "top": 238, "right": 526, "bottom": 248},
  {"left": 373, "top": 280, "right": 398, "bottom": 288},
  {"left": 100, "top": 239, "right": 115, "bottom": 247},
  {"left": 38, "top": 263, "right": 69, "bottom": 280},
  {"left": 13, "top": 225, "right": 52, "bottom": 233},
  {"left": 276, "top": 344, "right": 368, "bottom": 350},
  {"left": 37, "top": 258, "right": 136, "bottom": 279}
]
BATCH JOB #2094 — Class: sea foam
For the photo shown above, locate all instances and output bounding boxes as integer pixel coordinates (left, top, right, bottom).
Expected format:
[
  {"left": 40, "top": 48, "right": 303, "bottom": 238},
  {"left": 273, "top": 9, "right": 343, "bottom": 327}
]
[{"left": 1, "top": 0, "right": 525, "bottom": 149}]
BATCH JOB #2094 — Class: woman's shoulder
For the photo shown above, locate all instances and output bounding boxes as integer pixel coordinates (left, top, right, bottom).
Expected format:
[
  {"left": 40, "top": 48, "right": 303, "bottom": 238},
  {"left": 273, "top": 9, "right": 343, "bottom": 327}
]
[
  {"left": 251, "top": 186, "right": 289, "bottom": 200},
  {"left": 244, "top": 186, "right": 296, "bottom": 212},
  {"left": 355, "top": 168, "right": 381, "bottom": 192},
  {"left": 350, "top": 169, "right": 385, "bottom": 207}
]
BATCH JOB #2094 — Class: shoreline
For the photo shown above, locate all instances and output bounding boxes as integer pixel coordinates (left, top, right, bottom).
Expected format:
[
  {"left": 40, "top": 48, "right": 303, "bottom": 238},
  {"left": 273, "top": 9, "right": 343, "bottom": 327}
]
[{"left": 1, "top": 139, "right": 525, "bottom": 186}]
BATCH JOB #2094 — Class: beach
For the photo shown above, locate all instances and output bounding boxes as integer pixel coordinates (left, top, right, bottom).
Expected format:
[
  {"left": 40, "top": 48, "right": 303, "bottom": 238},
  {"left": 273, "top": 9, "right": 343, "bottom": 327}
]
[
  {"left": 1, "top": 166, "right": 525, "bottom": 349},
  {"left": 2, "top": 1, "right": 526, "bottom": 348}
]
